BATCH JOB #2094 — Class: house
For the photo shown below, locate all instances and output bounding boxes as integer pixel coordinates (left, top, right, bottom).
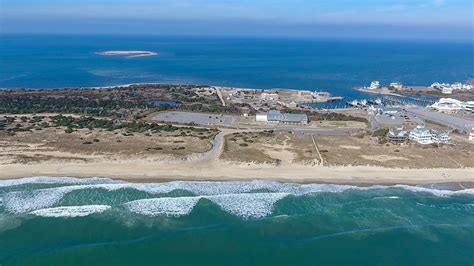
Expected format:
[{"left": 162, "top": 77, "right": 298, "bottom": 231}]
[
  {"left": 430, "top": 129, "right": 450, "bottom": 144},
  {"left": 409, "top": 126, "right": 433, "bottom": 145},
  {"left": 389, "top": 82, "right": 404, "bottom": 90},
  {"left": 368, "top": 81, "right": 381, "bottom": 90},
  {"left": 256, "top": 110, "right": 308, "bottom": 124},
  {"left": 441, "top": 87, "right": 453, "bottom": 94},
  {"left": 386, "top": 128, "right": 408, "bottom": 143}
]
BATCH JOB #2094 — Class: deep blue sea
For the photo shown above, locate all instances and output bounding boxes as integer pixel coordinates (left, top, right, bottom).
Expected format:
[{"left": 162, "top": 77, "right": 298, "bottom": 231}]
[{"left": 1, "top": 34, "right": 473, "bottom": 100}]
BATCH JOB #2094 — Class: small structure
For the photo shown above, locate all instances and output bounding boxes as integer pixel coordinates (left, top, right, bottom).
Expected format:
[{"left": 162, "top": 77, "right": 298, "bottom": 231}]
[
  {"left": 256, "top": 110, "right": 308, "bottom": 124},
  {"left": 469, "top": 128, "right": 474, "bottom": 141},
  {"left": 430, "top": 129, "right": 450, "bottom": 144},
  {"left": 312, "top": 92, "right": 330, "bottom": 102},
  {"left": 389, "top": 82, "right": 404, "bottom": 90},
  {"left": 441, "top": 87, "right": 453, "bottom": 94},
  {"left": 256, "top": 113, "right": 268, "bottom": 122},
  {"left": 386, "top": 128, "right": 408, "bottom": 143},
  {"left": 382, "top": 107, "right": 400, "bottom": 115},
  {"left": 368, "top": 81, "right": 381, "bottom": 90},
  {"left": 261, "top": 92, "right": 279, "bottom": 101},
  {"left": 409, "top": 126, "right": 433, "bottom": 145}
]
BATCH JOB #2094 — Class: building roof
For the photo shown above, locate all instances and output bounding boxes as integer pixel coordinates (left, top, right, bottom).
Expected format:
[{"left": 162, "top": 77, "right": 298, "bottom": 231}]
[
  {"left": 410, "top": 126, "right": 431, "bottom": 136},
  {"left": 267, "top": 110, "right": 307, "bottom": 123},
  {"left": 388, "top": 128, "right": 407, "bottom": 137}
]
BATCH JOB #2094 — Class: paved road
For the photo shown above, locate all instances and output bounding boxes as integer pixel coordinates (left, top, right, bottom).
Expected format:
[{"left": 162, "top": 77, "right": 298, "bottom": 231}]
[
  {"left": 193, "top": 129, "right": 260, "bottom": 163},
  {"left": 406, "top": 107, "right": 474, "bottom": 132},
  {"left": 193, "top": 130, "right": 226, "bottom": 163}
]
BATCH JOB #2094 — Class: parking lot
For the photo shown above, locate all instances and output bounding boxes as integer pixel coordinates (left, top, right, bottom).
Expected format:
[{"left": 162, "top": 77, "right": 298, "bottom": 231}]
[
  {"left": 406, "top": 107, "right": 474, "bottom": 133},
  {"left": 153, "top": 112, "right": 237, "bottom": 127}
]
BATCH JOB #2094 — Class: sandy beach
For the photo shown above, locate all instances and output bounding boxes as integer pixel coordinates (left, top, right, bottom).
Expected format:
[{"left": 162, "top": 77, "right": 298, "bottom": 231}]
[{"left": 1, "top": 156, "right": 473, "bottom": 185}]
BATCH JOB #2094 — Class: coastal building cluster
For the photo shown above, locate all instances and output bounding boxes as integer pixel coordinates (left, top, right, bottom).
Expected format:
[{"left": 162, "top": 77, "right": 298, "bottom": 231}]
[
  {"left": 366, "top": 81, "right": 406, "bottom": 91},
  {"left": 387, "top": 126, "right": 451, "bottom": 145},
  {"left": 431, "top": 82, "right": 473, "bottom": 94}
]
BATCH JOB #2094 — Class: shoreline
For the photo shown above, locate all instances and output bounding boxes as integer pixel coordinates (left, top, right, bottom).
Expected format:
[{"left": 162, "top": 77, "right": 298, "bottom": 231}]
[
  {"left": 2, "top": 173, "right": 474, "bottom": 191},
  {"left": 1, "top": 160, "right": 473, "bottom": 186}
]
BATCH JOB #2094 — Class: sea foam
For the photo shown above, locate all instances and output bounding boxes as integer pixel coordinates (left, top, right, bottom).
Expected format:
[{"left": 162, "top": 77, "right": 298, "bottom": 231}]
[
  {"left": 208, "top": 193, "right": 289, "bottom": 218},
  {"left": 125, "top": 197, "right": 201, "bottom": 217},
  {"left": 124, "top": 193, "right": 288, "bottom": 218},
  {"left": 30, "top": 205, "right": 111, "bottom": 218},
  {"left": 1, "top": 177, "right": 473, "bottom": 217},
  {"left": 0, "top": 176, "right": 122, "bottom": 188}
]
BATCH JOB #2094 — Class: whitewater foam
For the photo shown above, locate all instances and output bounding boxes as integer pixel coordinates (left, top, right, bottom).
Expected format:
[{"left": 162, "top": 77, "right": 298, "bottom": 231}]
[
  {"left": 208, "top": 193, "right": 288, "bottom": 219},
  {"left": 125, "top": 197, "right": 200, "bottom": 217},
  {"left": 0, "top": 176, "right": 122, "bottom": 188},
  {"left": 30, "top": 205, "right": 111, "bottom": 218},
  {"left": 124, "top": 193, "right": 288, "bottom": 219},
  {"left": 1, "top": 177, "right": 473, "bottom": 216}
]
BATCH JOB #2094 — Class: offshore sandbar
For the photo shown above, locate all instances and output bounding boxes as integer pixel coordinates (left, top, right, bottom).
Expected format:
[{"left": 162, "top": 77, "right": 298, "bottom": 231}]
[{"left": 96, "top": 51, "right": 157, "bottom": 57}]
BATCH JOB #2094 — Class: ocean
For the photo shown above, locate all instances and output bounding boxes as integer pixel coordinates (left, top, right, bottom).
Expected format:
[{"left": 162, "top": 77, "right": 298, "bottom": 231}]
[
  {"left": 1, "top": 34, "right": 473, "bottom": 101},
  {"left": 0, "top": 177, "right": 473, "bottom": 265}
]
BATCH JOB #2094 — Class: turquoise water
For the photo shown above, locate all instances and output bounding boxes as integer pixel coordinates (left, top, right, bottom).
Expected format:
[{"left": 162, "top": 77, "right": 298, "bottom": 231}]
[
  {"left": 1, "top": 35, "right": 473, "bottom": 100},
  {"left": 0, "top": 177, "right": 473, "bottom": 265}
]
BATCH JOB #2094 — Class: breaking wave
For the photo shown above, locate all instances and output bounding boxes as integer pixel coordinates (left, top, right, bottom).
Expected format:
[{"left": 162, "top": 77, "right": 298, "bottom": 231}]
[
  {"left": 0, "top": 177, "right": 473, "bottom": 219},
  {"left": 126, "top": 197, "right": 201, "bottom": 217},
  {"left": 125, "top": 193, "right": 288, "bottom": 219}
]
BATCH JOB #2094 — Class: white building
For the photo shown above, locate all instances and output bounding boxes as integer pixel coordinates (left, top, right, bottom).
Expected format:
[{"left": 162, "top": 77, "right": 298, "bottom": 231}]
[
  {"left": 256, "top": 113, "right": 268, "bottom": 122},
  {"left": 469, "top": 128, "right": 474, "bottom": 141},
  {"left": 389, "top": 82, "right": 404, "bottom": 90},
  {"left": 255, "top": 110, "right": 308, "bottom": 124},
  {"left": 431, "top": 98, "right": 464, "bottom": 113},
  {"left": 387, "top": 128, "right": 408, "bottom": 143},
  {"left": 430, "top": 129, "right": 450, "bottom": 144},
  {"left": 368, "top": 81, "right": 381, "bottom": 90},
  {"left": 409, "top": 126, "right": 433, "bottom": 145},
  {"left": 261, "top": 93, "right": 279, "bottom": 101},
  {"left": 441, "top": 87, "right": 453, "bottom": 94},
  {"left": 312, "top": 92, "right": 332, "bottom": 102}
]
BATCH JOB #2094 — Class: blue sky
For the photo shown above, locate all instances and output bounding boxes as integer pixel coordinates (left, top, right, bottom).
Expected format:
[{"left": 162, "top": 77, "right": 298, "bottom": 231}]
[{"left": 1, "top": 0, "right": 473, "bottom": 40}]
